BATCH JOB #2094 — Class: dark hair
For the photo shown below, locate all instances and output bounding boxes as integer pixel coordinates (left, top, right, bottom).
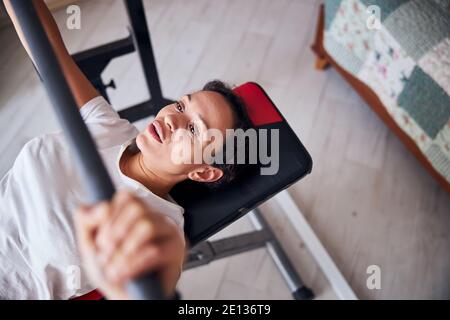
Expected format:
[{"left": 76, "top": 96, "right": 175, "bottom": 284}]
[{"left": 201, "top": 80, "right": 253, "bottom": 188}]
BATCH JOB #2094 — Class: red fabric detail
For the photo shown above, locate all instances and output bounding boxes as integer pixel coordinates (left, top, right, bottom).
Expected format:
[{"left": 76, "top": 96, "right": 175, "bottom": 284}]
[
  {"left": 233, "top": 82, "right": 283, "bottom": 126},
  {"left": 71, "top": 289, "right": 103, "bottom": 300}
]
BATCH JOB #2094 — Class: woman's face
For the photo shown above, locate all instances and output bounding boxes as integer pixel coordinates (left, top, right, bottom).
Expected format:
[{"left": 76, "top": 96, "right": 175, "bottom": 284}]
[{"left": 135, "top": 91, "right": 235, "bottom": 183}]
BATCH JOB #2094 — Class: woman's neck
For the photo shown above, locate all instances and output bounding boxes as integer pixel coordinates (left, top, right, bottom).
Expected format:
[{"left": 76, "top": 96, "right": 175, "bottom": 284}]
[{"left": 120, "top": 149, "right": 175, "bottom": 199}]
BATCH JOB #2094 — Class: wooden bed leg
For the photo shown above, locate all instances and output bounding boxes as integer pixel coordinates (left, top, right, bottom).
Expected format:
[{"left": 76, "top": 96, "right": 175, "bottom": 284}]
[
  {"left": 315, "top": 56, "right": 330, "bottom": 70},
  {"left": 311, "top": 4, "right": 330, "bottom": 71}
]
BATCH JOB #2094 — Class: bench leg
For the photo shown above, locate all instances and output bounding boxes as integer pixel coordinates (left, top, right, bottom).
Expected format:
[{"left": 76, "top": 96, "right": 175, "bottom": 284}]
[
  {"left": 315, "top": 57, "right": 330, "bottom": 70},
  {"left": 248, "top": 210, "right": 314, "bottom": 300}
]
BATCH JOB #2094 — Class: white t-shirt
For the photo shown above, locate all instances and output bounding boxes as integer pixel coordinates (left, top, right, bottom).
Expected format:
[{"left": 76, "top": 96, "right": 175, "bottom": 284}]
[{"left": 0, "top": 96, "right": 184, "bottom": 299}]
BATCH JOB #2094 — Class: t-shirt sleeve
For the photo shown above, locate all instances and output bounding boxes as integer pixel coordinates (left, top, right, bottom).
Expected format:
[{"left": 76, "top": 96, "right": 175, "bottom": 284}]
[{"left": 79, "top": 96, "right": 139, "bottom": 149}]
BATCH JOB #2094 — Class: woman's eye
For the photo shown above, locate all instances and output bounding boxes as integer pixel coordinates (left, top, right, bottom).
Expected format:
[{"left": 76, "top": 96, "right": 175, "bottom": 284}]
[{"left": 176, "top": 102, "right": 183, "bottom": 112}]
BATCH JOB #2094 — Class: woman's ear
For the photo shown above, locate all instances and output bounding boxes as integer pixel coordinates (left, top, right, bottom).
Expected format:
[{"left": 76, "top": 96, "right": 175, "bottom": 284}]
[{"left": 187, "top": 166, "right": 223, "bottom": 183}]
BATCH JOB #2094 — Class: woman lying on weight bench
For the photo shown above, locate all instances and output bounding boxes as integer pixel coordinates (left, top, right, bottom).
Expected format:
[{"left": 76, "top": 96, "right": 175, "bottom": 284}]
[{"left": 1, "top": 0, "right": 252, "bottom": 299}]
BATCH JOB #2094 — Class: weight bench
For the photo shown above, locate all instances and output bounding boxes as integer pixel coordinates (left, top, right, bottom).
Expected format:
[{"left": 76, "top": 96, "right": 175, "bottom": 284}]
[{"left": 173, "top": 82, "right": 314, "bottom": 299}]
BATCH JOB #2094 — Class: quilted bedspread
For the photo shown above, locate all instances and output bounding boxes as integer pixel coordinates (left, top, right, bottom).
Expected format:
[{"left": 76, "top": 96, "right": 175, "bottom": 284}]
[{"left": 324, "top": 0, "right": 450, "bottom": 183}]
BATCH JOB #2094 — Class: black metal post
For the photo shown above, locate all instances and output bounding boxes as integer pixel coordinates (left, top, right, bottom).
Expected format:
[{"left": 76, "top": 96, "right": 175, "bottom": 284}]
[{"left": 124, "top": 0, "right": 166, "bottom": 112}]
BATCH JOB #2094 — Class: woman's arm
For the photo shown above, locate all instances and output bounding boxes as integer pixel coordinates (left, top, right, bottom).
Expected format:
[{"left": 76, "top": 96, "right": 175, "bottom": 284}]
[
  {"left": 75, "top": 191, "right": 187, "bottom": 299},
  {"left": 3, "top": 0, "right": 98, "bottom": 107}
]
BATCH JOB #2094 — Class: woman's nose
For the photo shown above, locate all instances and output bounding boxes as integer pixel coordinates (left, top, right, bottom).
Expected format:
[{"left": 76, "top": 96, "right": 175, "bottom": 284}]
[
  {"left": 164, "top": 114, "right": 178, "bottom": 132},
  {"left": 165, "top": 118, "right": 173, "bottom": 132}
]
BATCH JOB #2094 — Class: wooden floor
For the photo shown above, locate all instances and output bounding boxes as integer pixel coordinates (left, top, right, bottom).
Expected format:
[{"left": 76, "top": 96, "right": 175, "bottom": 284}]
[{"left": 0, "top": 0, "right": 449, "bottom": 299}]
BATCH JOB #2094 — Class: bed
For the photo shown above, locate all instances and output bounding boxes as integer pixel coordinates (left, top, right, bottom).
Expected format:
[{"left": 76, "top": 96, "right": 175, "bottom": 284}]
[{"left": 312, "top": 0, "right": 450, "bottom": 193}]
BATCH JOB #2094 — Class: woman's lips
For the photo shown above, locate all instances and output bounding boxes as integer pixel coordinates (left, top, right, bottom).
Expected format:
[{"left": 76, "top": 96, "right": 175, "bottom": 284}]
[{"left": 148, "top": 120, "right": 163, "bottom": 143}]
